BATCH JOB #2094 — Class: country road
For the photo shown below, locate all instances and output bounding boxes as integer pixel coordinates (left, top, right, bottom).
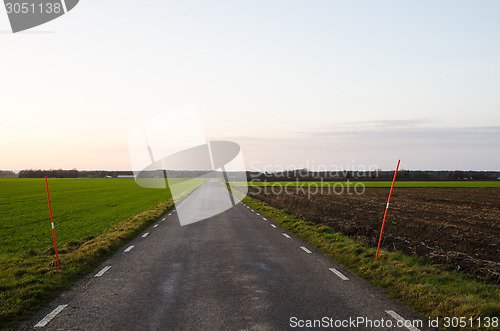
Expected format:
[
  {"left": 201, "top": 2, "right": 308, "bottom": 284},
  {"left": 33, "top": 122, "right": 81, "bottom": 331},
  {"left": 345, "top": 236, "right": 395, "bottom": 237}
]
[{"left": 21, "top": 179, "right": 430, "bottom": 330}]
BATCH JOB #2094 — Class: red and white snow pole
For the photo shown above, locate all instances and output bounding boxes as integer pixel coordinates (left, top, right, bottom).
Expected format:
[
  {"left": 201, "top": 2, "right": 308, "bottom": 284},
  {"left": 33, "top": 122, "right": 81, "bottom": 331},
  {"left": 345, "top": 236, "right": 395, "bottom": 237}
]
[
  {"left": 45, "top": 177, "right": 60, "bottom": 269},
  {"left": 375, "top": 160, "right": 400, "bottom": 260}
]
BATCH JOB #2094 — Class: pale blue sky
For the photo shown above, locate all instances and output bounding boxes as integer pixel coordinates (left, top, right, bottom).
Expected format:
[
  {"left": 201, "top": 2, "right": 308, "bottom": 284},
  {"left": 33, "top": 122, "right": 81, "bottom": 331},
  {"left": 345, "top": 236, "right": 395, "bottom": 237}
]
[{"left": 1, "top": 0, "right": 499, "bottom": 171}]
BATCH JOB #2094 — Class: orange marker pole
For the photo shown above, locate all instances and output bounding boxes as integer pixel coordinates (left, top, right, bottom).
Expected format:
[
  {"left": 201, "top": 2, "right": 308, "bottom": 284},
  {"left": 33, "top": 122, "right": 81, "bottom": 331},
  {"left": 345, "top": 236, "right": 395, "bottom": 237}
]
[
  {"left": 375, "top": 160, "right": 400, "bottom": 260},
  {"left": 45, "top": 177, "right": 60, "bottom": 269}
]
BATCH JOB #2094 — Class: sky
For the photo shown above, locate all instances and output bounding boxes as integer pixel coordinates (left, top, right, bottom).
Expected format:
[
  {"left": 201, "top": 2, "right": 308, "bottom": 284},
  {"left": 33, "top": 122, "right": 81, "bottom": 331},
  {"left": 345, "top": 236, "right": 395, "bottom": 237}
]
[{"left": 1, "top": 0, "right": 499, "bottom": 172}]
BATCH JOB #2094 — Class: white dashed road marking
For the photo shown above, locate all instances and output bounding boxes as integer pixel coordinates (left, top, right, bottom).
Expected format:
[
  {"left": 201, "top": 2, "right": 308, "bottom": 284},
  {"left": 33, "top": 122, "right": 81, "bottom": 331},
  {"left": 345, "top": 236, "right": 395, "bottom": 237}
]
[
  {"left": 95, "top": 266, "right": 112, "bottom": 277},
  {"left": 263, "top": 218, "right": 268, "bottom": 221},
  {"left": 142, "top": 233, "right": 149, "bottom": 238},
  {"left": 386, "top": 310, "right": 420, "bottom": 331},
  {"left": 282, "top": 233, "right": 291, "bottom": 239},
  {"left": 329, "top": 268, "right": 349, "bottom": 281},
  {"left": 162, "top": 218, "right": 166, "bottom": 221},
  {"left": 300, "top": 246, "right": 312, "bottom": 254},
  {"left": 34, "top": 304, "right": 68, "bottom": 328},
  {"left": 271, "top": 224, "right": 277, "bottom": 228},
  {"left": 154, "top": 224, "right": 158, "bottom": 228},
  {"left": 124, "top": 245, "right": 134, "bottom": 253}
]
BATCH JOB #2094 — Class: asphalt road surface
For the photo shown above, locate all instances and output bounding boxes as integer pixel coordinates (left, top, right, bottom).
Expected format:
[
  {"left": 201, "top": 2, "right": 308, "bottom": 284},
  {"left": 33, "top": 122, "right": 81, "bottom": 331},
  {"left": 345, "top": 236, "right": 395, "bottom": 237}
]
[{"left": 22, "top": 179, "right": 431, "bottom": 330}]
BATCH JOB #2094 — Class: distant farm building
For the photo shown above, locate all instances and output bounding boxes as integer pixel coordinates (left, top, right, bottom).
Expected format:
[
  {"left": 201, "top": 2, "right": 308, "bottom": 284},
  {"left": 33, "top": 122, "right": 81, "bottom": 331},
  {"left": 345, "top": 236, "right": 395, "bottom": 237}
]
[{"left": 117, "top": 175, "right": 135, "bottom": 179}]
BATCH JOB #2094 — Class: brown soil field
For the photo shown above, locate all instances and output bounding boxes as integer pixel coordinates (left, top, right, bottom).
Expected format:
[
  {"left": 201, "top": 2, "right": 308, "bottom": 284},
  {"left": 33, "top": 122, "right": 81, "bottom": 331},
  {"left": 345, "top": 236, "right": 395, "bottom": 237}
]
[{"left": 248, "top": 187, "right": 500, "bottom": 283}]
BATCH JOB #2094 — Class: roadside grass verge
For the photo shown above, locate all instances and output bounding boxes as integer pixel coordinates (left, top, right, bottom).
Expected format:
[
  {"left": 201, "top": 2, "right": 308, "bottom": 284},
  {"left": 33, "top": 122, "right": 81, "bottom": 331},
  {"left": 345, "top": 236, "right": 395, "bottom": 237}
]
[
  {"left": 240, "top": 193, "right": 500, "bottom": 330},
  {"left": 0, "top": 178, "right": 203, "bottom": 330}
]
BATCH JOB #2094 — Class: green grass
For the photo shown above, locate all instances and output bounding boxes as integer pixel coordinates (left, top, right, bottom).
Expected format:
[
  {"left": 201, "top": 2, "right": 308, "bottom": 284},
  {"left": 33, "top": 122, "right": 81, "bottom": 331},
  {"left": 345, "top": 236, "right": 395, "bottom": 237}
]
[
  {"left": 234, "top": 190, "right": 500, "bottom": 330},
  {"left": 233, "top": 181, "right": 500, "bottom": 188},
  {"left": 0, "top": 178, "right": 204, "bottom": 329}
]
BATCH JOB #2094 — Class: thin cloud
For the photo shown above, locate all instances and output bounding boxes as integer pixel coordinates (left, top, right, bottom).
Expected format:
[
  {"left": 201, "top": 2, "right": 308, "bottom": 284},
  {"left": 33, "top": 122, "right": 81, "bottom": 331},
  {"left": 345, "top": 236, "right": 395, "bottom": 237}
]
[
  {"left": 300, "top": 123, "right": 500, "bottom": 144},
  {"left": 228, "top": 121, "right": 500, "bottom": 170}
]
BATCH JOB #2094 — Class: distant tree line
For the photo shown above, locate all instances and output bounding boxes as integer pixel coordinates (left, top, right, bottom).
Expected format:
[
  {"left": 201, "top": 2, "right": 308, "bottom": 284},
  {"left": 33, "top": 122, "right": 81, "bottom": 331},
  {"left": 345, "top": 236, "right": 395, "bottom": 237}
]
[
  {"left": 19, "top": 169, "right": 80, "bottom": 178},
  {"left": 79, "top": 170, "right": 134, "bottom": 178},
  {"left": 246, "top": 169, "right": 500, "bottom": 181},
  {"left": 18, "top": 169, "right": 133, "bottom": 178},
  {"left": 8, "top": 169, "right": 500, "bottom": 181},
  {"left": 0, "top": 170, "right": 17, "bottom": 178}
]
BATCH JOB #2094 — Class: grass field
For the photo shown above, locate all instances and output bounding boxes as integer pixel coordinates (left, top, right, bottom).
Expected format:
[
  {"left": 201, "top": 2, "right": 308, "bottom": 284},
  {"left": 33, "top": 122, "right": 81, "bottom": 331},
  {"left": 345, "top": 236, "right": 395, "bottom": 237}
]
[
  {"left": 0, "top": 178, "right": 203, "bottom": 329},
  {"left": 234, "top": 180, "right": 500, "bottom": 188},
  {"left": 0, "top": 178, "right": 172, "bottom": 255}
]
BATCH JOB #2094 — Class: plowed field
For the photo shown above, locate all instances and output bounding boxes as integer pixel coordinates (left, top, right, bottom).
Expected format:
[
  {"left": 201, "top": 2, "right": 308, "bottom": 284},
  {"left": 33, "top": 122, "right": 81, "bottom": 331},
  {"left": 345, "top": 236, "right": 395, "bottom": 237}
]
[{"left": 249, "top": 187, "right": 500, "bottom": 283}]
